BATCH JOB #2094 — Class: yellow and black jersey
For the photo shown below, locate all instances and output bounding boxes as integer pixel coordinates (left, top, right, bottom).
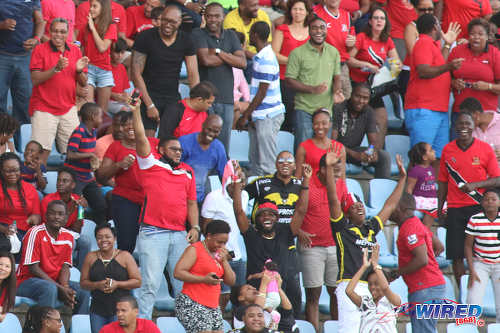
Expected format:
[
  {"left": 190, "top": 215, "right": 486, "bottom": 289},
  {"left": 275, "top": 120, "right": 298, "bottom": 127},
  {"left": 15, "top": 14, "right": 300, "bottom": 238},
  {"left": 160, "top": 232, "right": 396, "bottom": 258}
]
[
  {"left": 330, "top": 213, "right": 383, "bottom": 282},
  {"left": 245, "top": 173, "right": 302, "bottom": 224}
]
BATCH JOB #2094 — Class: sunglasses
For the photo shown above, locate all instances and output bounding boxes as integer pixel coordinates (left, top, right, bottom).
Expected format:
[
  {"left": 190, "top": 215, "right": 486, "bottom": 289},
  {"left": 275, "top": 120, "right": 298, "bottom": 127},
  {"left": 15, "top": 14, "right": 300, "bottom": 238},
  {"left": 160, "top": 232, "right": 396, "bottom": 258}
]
[
  {"left": 277, "top": 158, "right": 295, "bottom": 164},
  {"left": 418, "top": 7, "right": 434, "bottom": 13}
]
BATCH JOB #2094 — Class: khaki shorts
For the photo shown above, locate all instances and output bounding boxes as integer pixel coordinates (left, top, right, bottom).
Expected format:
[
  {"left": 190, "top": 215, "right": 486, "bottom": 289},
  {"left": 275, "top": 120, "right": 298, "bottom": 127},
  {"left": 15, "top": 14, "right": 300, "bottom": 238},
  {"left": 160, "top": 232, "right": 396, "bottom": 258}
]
[
  {"left": 31, "top": 106, "right": 79, "bottom": 152},
  {"left": 299, "top": 245, "right": 338, "bottom": 288},
  {"left": 340, "top": 63, "right": 352, "bottom": 100}
]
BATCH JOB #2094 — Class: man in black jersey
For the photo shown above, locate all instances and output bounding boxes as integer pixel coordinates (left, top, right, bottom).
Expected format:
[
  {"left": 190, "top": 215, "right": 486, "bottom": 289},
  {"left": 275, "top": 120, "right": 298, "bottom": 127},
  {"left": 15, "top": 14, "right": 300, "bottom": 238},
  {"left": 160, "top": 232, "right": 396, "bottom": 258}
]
[{"left": 326, "top": 151, "right": 407, "bottom": 332}]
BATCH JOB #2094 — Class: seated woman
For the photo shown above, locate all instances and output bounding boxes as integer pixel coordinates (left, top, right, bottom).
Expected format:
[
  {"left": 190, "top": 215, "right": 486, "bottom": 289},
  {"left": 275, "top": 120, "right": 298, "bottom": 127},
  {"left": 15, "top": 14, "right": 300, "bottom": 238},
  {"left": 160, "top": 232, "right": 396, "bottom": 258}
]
[
  {"left": 0, "top": 252, "right": 15, "bottom": 323},
  {"left": 174, "top": 220, "right": 236, "bottom": 333},
  {"left": 23, "top": 305, "right": 63, "bottom": 333},
  {"left": 0, "top": 113, "right": 19, "bottom": 155},
  {"left": 80, "top": 223, "right": 142, "bottom": 333}
]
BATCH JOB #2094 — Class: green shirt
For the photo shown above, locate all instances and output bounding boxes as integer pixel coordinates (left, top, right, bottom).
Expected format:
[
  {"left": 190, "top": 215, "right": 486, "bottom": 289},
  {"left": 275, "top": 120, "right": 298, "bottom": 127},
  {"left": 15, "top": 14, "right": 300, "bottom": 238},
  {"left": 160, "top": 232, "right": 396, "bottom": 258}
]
[{"left": 285, "top": 41, "right": 341, "bottom": 114}]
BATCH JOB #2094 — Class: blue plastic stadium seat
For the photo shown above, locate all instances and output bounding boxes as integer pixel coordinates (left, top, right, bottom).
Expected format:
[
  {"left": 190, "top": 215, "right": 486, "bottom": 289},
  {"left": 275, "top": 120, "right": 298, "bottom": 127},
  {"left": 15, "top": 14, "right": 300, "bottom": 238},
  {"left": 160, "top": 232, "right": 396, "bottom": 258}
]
[
  {"left": 446, "top": 323, "right": 479, "bottom": 332},
  {"left": 436, "top": 227, "right": 451, "bottom": 269},
  {"left": 389, "top": 277, "right": 408, "bottom": 305},
  {"left": 157, "top": 317, "right": 186, "bottom": 333},
  {"left": 180, "top": 61, "right": 187, "bottom": 79},
  {"left": 70, "top": 314, "right": 91, "bottom": 333},
  {"left": 346, "top": 178, "right": 377, "bottom": 217},
  {"left": 19, "top": 124, "right": 66, "bottom": 167},
  {"left": 295, "top": 320, "right": 315, "bottom": 333},
  {"left": 443, "top": 275, "right": 456, "bottom": 302},
  {"left": 299, "top": 275, "right": 330, "bottom": 314},
  {"left": 81, "top": 219, "right": 98, "bottom": 251},
  {"left": 488, "top": 323, "right": 500, "bottom": 332},
  {"left": 384, "top": 135, "right": 410, "bottom": 175},
  {"left": 346, "top": 163, "right": 364, "bottom": 176},
  {"left": 277, "top": 131, "right": 294, "bottom": 154},
  {"left": 376, "top": 231, "right": 398, "bottom": 268},
  {"left": 323, "top": 320, "right": 338, "bottom": 332},
  {"left": 460, "top": 275, "right": 496, "bottom": 317},
  {"left": 0, "top": 313, "right": 22, "bottom": 332},
  {"left": 70, "top": 267, "right": 81, "bottom": 283},
  {"left": 368, "top": 179, "right": 397, "bottom": 214},
  {"left": 383, "top": 94, "right": 404, "bottom": 130},
  {"left": 229, "top": 130, "right": 249, "bottom": 166},
  {"left": 154, "top": 277, "right": 175, "bottom": 311},
  {"left": 209, "top": 175, "right": 222, "bottom": 192},
  {"left": 45, "top": 171, "right": 58, "bottom": 194},
  {"left": 179, "top": 83, "right": 190, "bottom": 99}
]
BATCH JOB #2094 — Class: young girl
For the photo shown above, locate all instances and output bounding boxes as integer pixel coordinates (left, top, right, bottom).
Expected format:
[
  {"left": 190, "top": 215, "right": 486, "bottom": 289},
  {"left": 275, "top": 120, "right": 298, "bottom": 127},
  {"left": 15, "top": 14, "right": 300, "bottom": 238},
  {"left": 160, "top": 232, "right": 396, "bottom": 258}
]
[
  {"left": 78, "top": 0, "right": 117, "bottom": 120},
  {"left": 263, "top": 260, "right": 281, "bottom": 329},
  {"left": 346, "top": 245, "right": 401, "bottom": 333},
  {"left": 406, "top": 142, "right": 441, "bottom": 228}
]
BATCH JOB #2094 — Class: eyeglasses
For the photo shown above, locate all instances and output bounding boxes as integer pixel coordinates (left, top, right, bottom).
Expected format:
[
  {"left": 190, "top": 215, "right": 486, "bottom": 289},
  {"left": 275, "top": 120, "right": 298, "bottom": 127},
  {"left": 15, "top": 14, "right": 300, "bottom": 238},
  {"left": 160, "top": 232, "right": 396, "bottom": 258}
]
[
  {"left": 371, "top": 16, "right": 386, "bottom": 21},
  {"left": 3, "top": 168, "right": 20, "bottom": 174},
  {"left": 277, "top": 157, "right": 295, "bottom": 164},
  {"left": 168, "top": 147, "right": 183, "bottom": 153},
  {"left": 417, "top": 7, "right": 434, "bottom": 13}
]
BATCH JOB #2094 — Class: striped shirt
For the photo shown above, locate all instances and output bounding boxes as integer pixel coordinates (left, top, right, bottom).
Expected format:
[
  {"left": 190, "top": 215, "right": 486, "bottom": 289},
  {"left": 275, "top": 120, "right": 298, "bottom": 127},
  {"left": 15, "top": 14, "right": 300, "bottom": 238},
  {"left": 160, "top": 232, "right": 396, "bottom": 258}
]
[
  {"left": 250, "top": 45, "right": 285, "bottom": 121},
  {"left": 465, "top": 211, "right": 500, "bottom": 263},
  {"left": 64, "top": 123, "right": 97, "bottom": 182},
  {"left": 21, "top": 162, "right": 47, "bottom": 190}
]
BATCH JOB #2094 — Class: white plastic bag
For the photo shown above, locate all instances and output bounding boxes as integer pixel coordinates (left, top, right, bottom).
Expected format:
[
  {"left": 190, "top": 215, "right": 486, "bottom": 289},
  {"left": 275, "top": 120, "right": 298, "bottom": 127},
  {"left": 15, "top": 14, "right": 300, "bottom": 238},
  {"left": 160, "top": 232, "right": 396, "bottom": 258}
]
[{"left": 8, "top": 234, "right": 21, "bottom": 254}]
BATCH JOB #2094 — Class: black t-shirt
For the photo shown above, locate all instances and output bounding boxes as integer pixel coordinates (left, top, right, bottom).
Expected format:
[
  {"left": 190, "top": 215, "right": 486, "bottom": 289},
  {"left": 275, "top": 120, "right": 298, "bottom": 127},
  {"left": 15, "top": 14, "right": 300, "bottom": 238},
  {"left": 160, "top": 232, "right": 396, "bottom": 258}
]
[
  {"left": 332, "top": 101, "right": 378, "bottom": 149},
  {"left": 245, "top": 174, "right": 302, "bottom": 224},
  {"left": 192, "top": 28, "right": 242, "bottom": 104},
  {"left": 132, "top": 28, "right": 195, "bottom": 97},
  {"left": 330, "top": 214, "right": 383, "bottom": 282},
  {"left": 158, "top": 100, "right": 186, "bottom": 139},
  {"left": 242, "top": 223, "right": 297, "bottom": 279}
]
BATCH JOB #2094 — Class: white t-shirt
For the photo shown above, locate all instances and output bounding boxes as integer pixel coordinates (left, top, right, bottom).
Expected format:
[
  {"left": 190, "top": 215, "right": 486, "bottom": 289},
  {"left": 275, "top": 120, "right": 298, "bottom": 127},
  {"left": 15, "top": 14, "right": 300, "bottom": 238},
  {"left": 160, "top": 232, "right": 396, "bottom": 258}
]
[
  {"left": 201, "top": 186, "right": 248, "bottom": 261},
  {"left": 359, "top": 295, "right": 398, "bottom": 333}
]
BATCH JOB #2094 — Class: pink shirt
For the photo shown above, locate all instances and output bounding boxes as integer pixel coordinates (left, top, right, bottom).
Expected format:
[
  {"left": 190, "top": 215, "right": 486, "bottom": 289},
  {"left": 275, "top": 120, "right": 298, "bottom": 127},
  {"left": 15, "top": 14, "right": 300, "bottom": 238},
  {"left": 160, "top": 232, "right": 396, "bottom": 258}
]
[
  {"left": 233, "top": 67, "right": 250, "bottom": 102},
  {"left": 95, "top": 134, "right": 114, "bottom": 161},
  {"left": 42, "top": 0, "right": 76, "bottom": 43},
  {"left": 472, "top": 112, "right": 500, "bottom": 149}
]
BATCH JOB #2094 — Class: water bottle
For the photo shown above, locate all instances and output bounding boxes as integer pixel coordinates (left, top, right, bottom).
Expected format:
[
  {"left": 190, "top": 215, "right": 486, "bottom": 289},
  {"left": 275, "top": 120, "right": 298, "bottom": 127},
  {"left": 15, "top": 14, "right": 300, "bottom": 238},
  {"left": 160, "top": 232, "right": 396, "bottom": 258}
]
[
  {"left": 10, "top": 220, "right": 17, "bottom": 234},
  {"left": 362, "top": 145, "right": 374, "bottom": 166},
  {"left": 77, "top": 205, "right": 85, "bottom": 220}
]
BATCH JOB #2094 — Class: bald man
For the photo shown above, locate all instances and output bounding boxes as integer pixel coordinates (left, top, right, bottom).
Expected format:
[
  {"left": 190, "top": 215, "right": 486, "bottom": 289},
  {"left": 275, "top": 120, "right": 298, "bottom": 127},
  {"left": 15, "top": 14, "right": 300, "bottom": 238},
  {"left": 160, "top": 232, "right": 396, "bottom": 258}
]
[
  {"left": 179, "top": 113, "right": 228, "bottom": 204},
  {"left": 132, "top": 4, "right": 200, "bottom": 137}
]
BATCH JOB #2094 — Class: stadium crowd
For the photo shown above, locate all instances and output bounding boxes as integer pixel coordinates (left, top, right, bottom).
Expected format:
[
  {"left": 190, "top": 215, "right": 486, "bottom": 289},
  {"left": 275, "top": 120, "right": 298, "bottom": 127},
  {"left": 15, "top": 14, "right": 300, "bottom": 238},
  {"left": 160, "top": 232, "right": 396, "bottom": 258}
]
[{"left": 2, "top": 0, "right": 500, "bottom": 332}]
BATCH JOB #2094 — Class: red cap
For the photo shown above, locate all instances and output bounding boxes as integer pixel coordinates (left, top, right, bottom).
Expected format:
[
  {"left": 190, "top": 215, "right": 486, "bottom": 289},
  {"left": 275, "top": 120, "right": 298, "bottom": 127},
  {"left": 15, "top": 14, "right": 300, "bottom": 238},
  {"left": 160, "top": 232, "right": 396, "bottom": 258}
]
[
  {"left": 256, "top": 202, "right": 279, "bottom": 216},
  {"left": 342, "top": 192, "right": 360, "bottom": 213}
]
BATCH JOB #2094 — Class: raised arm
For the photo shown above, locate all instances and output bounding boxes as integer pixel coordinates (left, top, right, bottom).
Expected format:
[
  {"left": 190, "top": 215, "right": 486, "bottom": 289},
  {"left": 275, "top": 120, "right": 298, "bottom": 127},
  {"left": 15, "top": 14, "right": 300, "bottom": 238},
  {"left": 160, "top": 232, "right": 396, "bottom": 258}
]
[
  {"left": 232, "top": 163, "right": 250, "bottom": 233},
  {"left": 325, "top": 151, "right": 342, "bottom": 220},
  {"left": 130, "top": 99, "right": 151, "bottom": 157},
  {"left": 346, "top": 248, "right": 371, "bottom": 308},
  {"left": 377, "top": 155, "right": 407, "bottom": 223},
  {"left": 290, "top": 164, "right": 311, "bottom": 235},
  {"left": 371, "top": 244, "right": 401, "bottom": 306}
]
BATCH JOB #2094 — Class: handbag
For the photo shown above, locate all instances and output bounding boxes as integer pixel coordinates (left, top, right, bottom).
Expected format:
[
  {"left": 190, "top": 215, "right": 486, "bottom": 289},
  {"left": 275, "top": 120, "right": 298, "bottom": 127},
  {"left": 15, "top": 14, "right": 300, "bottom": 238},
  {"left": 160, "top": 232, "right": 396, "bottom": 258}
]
[{"left": 368, "top": 66, "right": 399, "bottom": 100}]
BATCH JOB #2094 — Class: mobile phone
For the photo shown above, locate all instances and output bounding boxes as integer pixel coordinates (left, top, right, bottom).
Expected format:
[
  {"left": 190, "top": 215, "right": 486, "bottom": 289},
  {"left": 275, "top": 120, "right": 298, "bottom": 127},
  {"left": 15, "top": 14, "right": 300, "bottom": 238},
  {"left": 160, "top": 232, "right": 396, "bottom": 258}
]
[
  {"left": 464, "top": 82, "right": 473, "bottom": 89},
  {"left": 130, "top": 89, "right": 141, "bottom": 106},
  {"left": 228, "top": 251, "right": 235, "bottom": 259},
  {"left": 211, "top": 273, "right": 220, "bottom": 279}
]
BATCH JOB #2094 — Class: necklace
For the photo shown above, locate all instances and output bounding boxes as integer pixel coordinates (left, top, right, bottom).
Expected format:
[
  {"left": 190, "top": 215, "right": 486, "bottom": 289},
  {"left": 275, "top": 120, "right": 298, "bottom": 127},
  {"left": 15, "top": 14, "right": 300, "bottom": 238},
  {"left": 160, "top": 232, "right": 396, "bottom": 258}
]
[
  {"left": 202, "top": 240, "right": 222, "bottom": 269},
  {"left": 99, "top": 249, "right": 116, "bottom": 267},
  {"left": 261, "top": 233, "right": 275, "bottom": 240}
]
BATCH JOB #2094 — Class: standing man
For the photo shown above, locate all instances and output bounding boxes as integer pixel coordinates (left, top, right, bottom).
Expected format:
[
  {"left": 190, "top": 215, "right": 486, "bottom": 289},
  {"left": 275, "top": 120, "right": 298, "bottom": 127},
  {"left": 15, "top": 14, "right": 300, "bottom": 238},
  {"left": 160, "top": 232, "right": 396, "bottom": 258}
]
[
  {"left": 0, "top": 0, "right": 44, "bottom": 140},
  {"left": 192, "top": 2, "right": 247, "bottom": 152},
  {"left": 286, "top": 17, "right": 343, "bottom": 151},
  {"left": 179, "top": 115, "right": 227, "bottom": 205},
  {"left": 30, "top": 18, "right": 89, "bottom": 166},
  {"left": 332, "top": 83, "right": 391, "bottom": 178},
  {"left": 130, "top": 95, "right": 200, "bottom": 320},
  {"left": 405, "top": 13, "right": 461, "bottom": 168},
  {"left": 132, "top": 5, "right": 199, "bottom": 137},
  {"left": 391, "top": 193, "right": 446, "bottom": 333},
  {"left": 313, "top": 0, "right": 355, "bottom": 99},
  {"left": 236, "top": 21, "right": 284, "bottom": 176},
  {"left": 438, "top": 111, "right": 500, "bottom": 286}
]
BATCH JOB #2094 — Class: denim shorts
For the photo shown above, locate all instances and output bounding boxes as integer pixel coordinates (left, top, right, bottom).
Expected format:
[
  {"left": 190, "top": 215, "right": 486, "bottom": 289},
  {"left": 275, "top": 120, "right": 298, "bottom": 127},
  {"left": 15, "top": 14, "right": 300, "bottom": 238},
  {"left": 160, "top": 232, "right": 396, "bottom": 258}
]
[
  {"left": 87, "top": 64, "right": 115, "bottom": 88},
  {"left": 404, "top": 108, "right": 449, "bottom": 158}
]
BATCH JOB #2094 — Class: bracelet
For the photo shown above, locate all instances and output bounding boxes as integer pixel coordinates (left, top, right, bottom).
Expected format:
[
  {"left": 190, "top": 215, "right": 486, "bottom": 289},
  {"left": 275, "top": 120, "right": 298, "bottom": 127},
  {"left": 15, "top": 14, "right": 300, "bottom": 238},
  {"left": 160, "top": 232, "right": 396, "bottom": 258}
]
[
  {"left": 489, "top": 83, "right": 493, "bottom": 90},
  {"left": 34, "top": 36, "right": 41, "bottom": 44},
  {"left": 53, "top": 67, "right": 61, "bottom": 73},
  {"left": 257, "top": 292, "right": 266, "bottom": 298},
  {"left": 147, "top": 103, "right": 155, "bottom": 110},
  {"left": 300, "top": 186, "right": 309, "bottom": 190}
]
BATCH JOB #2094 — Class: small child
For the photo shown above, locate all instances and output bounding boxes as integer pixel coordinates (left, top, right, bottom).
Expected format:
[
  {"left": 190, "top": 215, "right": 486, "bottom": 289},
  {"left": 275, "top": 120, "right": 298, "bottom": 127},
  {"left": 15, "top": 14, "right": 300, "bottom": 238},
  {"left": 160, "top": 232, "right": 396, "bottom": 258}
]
[
  {"left": 151, "top": 6, "right": 165, "bottom": 27},
  {"left": 21, "top": 140, "right": 47, "bottom": 193},
  {"left": 262, "top": 260, "right": 282, "bottom": 330},
  {"left": 406, "top": 142, "right": 443, "bottom": 228},
  {"left": 109, "top": 38, "right": 131, "bottom": 115},
  {"left": 345, "top": 245, "right": 401, "bottom": 333}
]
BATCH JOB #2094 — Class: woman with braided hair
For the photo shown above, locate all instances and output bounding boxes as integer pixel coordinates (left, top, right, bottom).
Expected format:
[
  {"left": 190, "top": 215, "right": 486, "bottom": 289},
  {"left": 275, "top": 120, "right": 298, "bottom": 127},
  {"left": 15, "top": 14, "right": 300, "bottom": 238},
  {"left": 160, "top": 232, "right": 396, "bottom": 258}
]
[
  {"left": 22, "top": 305, "right": 62, "bottom": 333},
  {"left": 0, "top": 113, "right": 19, "bottom": 155}
]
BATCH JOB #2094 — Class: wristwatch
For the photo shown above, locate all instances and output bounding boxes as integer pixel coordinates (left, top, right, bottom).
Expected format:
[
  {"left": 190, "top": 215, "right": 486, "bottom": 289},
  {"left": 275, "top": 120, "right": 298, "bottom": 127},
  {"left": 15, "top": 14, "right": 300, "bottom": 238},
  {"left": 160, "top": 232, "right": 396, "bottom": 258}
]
[
  {"left": 215, "top": 48, "right": 221, "bottom": 55},
  {"left": 192, "top": 225, "right": 201, "bottom": 233},
  {"left": 374, "top": 265, "right": 382, "bottom": 271}
]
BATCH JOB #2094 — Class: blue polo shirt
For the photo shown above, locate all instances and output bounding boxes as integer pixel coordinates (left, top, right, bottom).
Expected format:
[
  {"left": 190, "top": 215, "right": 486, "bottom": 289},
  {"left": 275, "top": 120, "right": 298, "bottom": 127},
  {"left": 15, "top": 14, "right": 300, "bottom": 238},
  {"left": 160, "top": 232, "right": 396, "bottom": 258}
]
[
  {"left": 64, "top": 123, "right": 97, "bottom": 183},
  {"left": 0, "top": 0, "right": 40, "bottom": 55},
  {"left": 179, "top": 132, "right": 227, "bottom": 203}
]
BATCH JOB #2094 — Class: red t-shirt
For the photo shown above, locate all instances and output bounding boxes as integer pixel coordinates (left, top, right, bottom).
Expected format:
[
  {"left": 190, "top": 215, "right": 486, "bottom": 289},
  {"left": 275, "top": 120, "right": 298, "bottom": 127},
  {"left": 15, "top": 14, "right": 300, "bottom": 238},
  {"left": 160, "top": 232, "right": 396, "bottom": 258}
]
[
  {"left": 100, "top": 318, "right": 161, "bottom": 333},
  {"left": 41, "top": 192, "right": 81, "bottom": 228},
  {"left": 397, "top": 216, "right": 445, "bottom": 293},
  {"left": 103, "top": 137, "right": 159, "bottom": 204},
  {"left": 350, "top": 32, "right": 396, "bottom": 83},
  {"left": 276, "top": 24, "right": 309, "bottom": 80},
  {"left": 182, "top": 242, "right": 224, "bottom": 308},
  {"left": 313, "top": 4, "right": 352, "bottom": 62},
  {"left": 126, "top": 5, "right": 153, "bottom": 39},
  {"left": 340, "top": 0, "right": 360, "bottom": 13},
  {"left": 375, "top": 0, "right": 417, "bottom": 39},
  {"left": 405, "top": 34, "right": 451, "bottom": 112},
  {"left": 449, "top": 44, "right": 500, "bottom": 113},
  {"left": 29, "top": 42, "right": 85, "bottom": 116},
  {"left": 300, "top": 138, "right": 344, "bottom": 175},
  {"left": 111, "top": 63, "right": 130, "bottom": 95},
  {"left": 0, "top": 181, "right": 41, "bottom": 231},
  {"left": 136, "top": 153, "right": 197, "bottom": 230},
  {"left": 442, "top": 0, "right": 492, "bottom": 39},
  {"left": 259, "top": 0, "right": 272, "bottom": 6},
  {"left": 16, "top": 224, "right": 73, "bottom": 286},
  {"left": 78, "top": 23, "right": 117, "bottom": 71},
  {"left": 302, "top": 175, "right": 348, "bottom": 247},
  {"left": 173, "top": 99, "right": 208, "bottom": 138},
  {"left": 438, "top": 139, "right": 500, "bottom": 208},
  {"left": 42, "top": 0, "right": 75, "bottom": 43},
  {"left": 75, "top": 1, "right": 127, "bottom": 36}
]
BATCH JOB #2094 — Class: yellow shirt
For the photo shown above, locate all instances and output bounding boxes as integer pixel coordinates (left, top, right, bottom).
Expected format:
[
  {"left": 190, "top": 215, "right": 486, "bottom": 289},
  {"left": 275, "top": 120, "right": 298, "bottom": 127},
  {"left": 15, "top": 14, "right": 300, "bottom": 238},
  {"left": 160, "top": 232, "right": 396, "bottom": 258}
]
[{"left": 223, "top": 8, "right": 272, "bottom": 54}]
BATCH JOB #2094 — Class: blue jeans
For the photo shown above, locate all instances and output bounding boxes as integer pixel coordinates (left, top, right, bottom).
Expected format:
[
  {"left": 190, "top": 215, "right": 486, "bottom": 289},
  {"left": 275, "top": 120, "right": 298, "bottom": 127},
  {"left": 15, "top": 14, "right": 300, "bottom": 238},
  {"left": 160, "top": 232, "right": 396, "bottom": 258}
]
[
  {"left": 408, "top": 283, "right": 445, "bottom": 333},
  {"left": 17, "top": 278, "right": 91, "bottom": 314},
  {"left": 73, "top": 233, "right": 92, "bottom": 270},
  {"left": 136, "top": 228, "right": 188, "bottom": 319},
  {"left": 221, "top": 259, "right": 247, "bottom": 293},
  {"left": 404, "top": 108, "right": 449, "bottom": 158},
  {"left": 90, "top": 313, "right": 116, "bottom": 333},
  {"left": 111, "top": 194, "right": 141, "bottom": 253},
  {"left": 209, "top": 102, "right": 234, "bottom": 154},
  {"left": 0, "top": 52, "right": 32, "bottom": 147},
  {"left": 294, "top": 109, "right": 313, "bottom": 153},
  {"left": 74, "top": 180, "right": 107, "bottom": 226}
]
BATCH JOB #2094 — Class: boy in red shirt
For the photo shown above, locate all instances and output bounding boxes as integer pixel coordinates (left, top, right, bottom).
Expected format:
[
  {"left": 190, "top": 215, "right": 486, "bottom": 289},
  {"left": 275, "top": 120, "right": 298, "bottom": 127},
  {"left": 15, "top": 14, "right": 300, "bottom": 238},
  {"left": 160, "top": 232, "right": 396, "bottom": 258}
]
[{"left": 109, "top": 38, "right": 131, "bottom": 115}]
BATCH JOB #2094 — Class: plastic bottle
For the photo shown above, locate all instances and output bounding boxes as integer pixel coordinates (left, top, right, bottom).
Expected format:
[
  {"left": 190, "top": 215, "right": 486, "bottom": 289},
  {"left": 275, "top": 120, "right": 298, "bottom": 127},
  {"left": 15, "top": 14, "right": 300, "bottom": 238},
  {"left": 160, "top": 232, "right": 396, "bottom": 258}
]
[
  {"left": 10, "top": 220, "right": 17, "bottom": 233},
  {"left": 362, "top": 145, "right": 374, "bottom": 166},
  {"left": 77, "top": 205, "right": 85, "bottom": 220}
]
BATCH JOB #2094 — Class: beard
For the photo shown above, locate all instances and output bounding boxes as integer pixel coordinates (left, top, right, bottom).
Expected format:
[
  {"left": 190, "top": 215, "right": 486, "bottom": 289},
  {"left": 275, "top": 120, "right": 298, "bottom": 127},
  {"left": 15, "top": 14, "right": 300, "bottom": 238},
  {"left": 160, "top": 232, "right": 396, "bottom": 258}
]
[
  {"left": 255, "top": 219, "right": 276, "bottom": 236},
  {"left": 160, "top": 154, "right": 180, "bottom": 168}
]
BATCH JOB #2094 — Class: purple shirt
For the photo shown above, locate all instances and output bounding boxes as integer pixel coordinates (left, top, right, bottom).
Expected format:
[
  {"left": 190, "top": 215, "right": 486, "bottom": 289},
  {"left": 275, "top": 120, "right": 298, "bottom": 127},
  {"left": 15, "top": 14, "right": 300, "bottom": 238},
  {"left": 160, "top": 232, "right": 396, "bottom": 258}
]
[{"left": 408, "top": 165, "right": 437, "bottom": 198}]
